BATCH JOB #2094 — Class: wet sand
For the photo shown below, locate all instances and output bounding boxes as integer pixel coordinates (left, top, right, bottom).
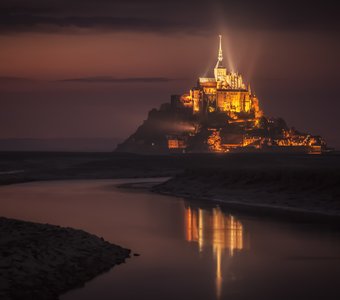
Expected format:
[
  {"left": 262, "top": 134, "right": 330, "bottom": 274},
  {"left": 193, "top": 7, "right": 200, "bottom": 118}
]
[
  {"left": 0, "top": 217, "right": 130, "bottom": 300},
  {"left": 153, "top": 168, "right": 340, "bottom": 223}
]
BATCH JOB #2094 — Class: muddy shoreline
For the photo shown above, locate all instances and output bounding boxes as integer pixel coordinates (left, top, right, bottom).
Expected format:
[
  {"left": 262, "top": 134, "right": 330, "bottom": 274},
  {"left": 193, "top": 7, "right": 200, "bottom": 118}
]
[
  {"left": 0, "top": 217, "right": 131, "bottom": 300},
  {"left": 152, "top": 168, "right": 340, "bottom": 224}
]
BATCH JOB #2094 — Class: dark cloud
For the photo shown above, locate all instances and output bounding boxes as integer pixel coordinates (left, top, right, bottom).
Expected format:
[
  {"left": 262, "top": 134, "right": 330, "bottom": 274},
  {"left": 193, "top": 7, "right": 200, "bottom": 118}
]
[
  {"left": 60, "top": 76, "right": 178, "bottom": 83},
  {"left": 0, "top": 0, "right": 210, "bottom": 34},
  {"left": 0, "top": 14, "right": 202, "bottom": 34},
  {"left": 1, "top": 0, "right": 339, "bottom": 34},
  {"left": 0, "top": 76, "right": 179, "bottom": 84},
  {"left": 218, "top": 1, "right": 340, "bottom": 31}
]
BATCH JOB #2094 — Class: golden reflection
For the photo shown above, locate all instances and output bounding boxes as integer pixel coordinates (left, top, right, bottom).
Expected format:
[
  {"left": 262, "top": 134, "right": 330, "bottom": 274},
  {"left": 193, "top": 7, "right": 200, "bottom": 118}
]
[
  {"left": 198, "top": 208, "right": 204, "bottom": 252},
  {"left": 185, "top": 205, "right": 244, "bottom": 299}
]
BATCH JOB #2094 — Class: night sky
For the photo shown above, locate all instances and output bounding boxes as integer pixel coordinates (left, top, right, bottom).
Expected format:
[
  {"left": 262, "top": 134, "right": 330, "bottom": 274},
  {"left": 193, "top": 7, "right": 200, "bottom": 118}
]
[{"left": 1, "top": 0, "right": 339, "bottom": 148}]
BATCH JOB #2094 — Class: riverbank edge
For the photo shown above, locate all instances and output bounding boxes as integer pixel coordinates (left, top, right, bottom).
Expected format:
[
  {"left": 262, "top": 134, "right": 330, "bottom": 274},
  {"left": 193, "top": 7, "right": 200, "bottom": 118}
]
[
  {"left": 115, "top": 179, "right": 340, "bottom": 223},
  {"left": 152, "top": 187, "right": 340, "bottom": 224},
  {"left": 0, "top": 216, "right": 131, "bottom": 300}
]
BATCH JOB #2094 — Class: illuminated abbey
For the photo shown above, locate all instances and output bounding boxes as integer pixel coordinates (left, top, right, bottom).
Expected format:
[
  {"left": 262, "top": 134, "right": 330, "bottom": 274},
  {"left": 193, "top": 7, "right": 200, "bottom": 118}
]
[
  {"left": 173, "top": 35, "right": 262, "bottom": 120},
  {"left": 116, "top": 36, "right": 326, "bottom": 154}
]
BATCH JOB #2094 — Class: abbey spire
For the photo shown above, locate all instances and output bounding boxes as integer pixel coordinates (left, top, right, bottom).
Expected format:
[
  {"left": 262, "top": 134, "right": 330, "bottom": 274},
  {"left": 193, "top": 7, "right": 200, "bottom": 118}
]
[
  {"left": 214, "top": 35, "right": 227, "bottom": 81},
  {"left": 218, "top": 35, "right": 223, "bottom": 63}
]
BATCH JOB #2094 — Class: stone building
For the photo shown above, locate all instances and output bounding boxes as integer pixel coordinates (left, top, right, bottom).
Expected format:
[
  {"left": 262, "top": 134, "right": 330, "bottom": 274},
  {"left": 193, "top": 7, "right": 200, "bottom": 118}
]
[
  {"left": 116, "top": 36, "right": 327, "bottom": 154},
  {"left": 172, "top": 35, "right": 262, "bottom": 120}
]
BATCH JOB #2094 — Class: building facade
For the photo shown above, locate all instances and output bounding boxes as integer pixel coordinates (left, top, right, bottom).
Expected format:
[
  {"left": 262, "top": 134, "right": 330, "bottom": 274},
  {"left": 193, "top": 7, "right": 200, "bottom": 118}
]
[{"left": 173, "top": 35, "right": 263, "bottom": 120}]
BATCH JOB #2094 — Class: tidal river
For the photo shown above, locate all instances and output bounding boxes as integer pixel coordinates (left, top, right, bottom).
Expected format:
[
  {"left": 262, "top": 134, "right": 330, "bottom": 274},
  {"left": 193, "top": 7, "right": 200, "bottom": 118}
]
[{"left": 1, "top": 178, "right": 340, "bottom": 300}]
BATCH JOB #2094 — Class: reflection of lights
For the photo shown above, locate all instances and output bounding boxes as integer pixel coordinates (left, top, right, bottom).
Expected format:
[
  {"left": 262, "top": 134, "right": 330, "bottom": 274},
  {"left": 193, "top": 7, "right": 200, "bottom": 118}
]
[
  {"left": 216, "top": 246, "right": 222, "bottom": 299},
  {"left": 198, "top": 209, "right": 204, "bottom": 252},
  {"left": 184, "top": 206, "right": 244, "bottom": 299},
  {"left": 186, "top": 206, "right": 192, "bottom": 241}
]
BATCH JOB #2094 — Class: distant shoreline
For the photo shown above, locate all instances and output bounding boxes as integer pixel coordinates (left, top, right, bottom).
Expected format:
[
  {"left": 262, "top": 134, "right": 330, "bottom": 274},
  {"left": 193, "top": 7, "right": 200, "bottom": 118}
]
[{"left": 1, "top": 151, "right": 340, "bottom": 223}]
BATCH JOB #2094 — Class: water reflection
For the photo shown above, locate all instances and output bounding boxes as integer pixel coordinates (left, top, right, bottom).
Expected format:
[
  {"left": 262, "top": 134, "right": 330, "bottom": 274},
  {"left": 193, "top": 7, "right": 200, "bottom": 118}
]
[
  {"left": 2, "top": 180, "right": 340, "bottom": 300},
  {"left": 185, "top": 205, "right": 244, "bottom": 299}
]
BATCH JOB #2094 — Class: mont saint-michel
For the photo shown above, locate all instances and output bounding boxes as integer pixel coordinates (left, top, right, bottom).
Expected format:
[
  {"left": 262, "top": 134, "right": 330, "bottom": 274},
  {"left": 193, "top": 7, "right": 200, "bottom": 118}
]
[{"left": 116, "top": 36, "right": 326, "bottom": 154}]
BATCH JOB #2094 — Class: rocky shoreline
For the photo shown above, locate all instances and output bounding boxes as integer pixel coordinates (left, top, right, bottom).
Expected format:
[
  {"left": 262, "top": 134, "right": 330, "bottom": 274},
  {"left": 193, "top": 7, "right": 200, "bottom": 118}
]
[{"left": 0, "top": 217, "right": 131, "bottom": 300}]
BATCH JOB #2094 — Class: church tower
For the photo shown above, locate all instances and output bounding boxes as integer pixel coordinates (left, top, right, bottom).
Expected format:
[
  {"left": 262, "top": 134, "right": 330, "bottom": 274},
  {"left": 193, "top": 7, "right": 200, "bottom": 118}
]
[{"left": 214, "top": 35, "right": 227, "bottom": 81}]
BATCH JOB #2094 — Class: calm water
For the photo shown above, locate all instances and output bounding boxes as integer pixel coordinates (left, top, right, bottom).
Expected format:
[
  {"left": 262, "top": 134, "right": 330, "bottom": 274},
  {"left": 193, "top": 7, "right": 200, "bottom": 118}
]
[{"left": 1, "top": 179, "right": 340, "bottom": 300}]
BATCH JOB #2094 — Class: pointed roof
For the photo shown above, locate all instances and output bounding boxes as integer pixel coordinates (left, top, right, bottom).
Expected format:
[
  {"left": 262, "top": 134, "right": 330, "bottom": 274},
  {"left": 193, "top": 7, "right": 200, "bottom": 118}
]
[
  {"left": 215, "top": 35, "right": 225, "bottom": 69},
  {"left": 218, "top": 35, "right": 223, "bottom": 62}
]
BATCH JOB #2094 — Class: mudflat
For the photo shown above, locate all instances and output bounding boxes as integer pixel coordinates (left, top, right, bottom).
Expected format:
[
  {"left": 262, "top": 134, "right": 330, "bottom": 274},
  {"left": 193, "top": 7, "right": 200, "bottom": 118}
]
[{"left": 0, "top": 217, "right": 130, "bottom": 300}]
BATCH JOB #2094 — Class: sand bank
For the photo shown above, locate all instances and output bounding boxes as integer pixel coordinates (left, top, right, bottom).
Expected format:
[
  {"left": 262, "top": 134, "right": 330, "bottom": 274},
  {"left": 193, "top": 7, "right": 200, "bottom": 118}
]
[
  {"left": 153, "top": 168, "right": 340, "bottom": 222},
  {"left": 0, "top": 217, "right": 130, "bottom": 300}
]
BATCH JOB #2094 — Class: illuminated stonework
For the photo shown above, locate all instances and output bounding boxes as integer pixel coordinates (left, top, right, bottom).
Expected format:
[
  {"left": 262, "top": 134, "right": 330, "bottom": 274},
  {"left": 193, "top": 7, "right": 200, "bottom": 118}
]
[
  {"left": 168, "top": 35, "right": 326, "bottom": 153},
  {"left": 167, "top": 137, "right": 186, "bottom": 149},
  {"left": 172, "top": 35, "right": 263, "bottom": 122},
  {"left": 116, "top": 36, "right": 327, "bottom": 154}
]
